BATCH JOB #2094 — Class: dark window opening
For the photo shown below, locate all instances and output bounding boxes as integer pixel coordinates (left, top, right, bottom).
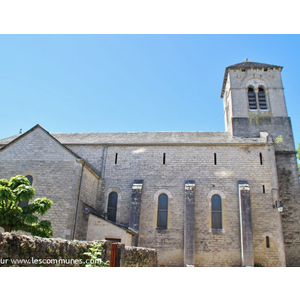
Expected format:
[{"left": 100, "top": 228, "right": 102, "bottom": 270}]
[
  {"left": 262, "top": 185, "right": 266, "bottom": 194},
  {"left": 107, "top": 192, "right": 118, "bottom": 222},
  {"left": 266, "top": 236, "right": 270, "bottom": 248},
  {"left": 157, "top": 193, "right": 168, "bottom": 228},
  {"left": 26, "top": 175, "right": 33, "bottom": 185},
  {"left": 248, "top": 87, "right": 257, "bottom": 109},
  {"left": 214, "top": 153, "right": 217, "bottom": 165},
  {"left": 20, "top": 175, "right": 33, "bottom": 208},
  {"left": 258, "top": 87, "right": 267, "bottom": 109},
  {"left": 211, "top": 194, "right": 222, "bottom": 229},
  {"left": 20, "top": 200, "right": 29, "bottom": 208},
  {"left": 260, "top": 153, "right": 263, "bottom": 165},
  {"left": 115, "top": 153, "right": 118, "bottom": 164},
  {"left": 163, "top": 153, "right": 166, "bottom": 165}
]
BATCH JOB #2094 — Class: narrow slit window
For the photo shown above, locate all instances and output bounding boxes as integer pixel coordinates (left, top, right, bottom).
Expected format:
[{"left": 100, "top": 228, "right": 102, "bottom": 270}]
[
  {"left": 262, "top": 185, "right": 266, "bottom": 194},
  {"left": 214, "top": 153, "right": 217, "bottom": 165},
  {"left": 248, "top": 87, "right": 257, "bottom": 109},
  {"left": 163, "top": 153, "right": 166, "bottom": 165},
  {"left": 266, "top": 236, "right": 270, "bottom": 248},
  {"left": 260, "top": 153, "right": 263, "bottom": 165},
  {"left": 115, "top": 153, "right": 118, "bottom": 164},
  {"left": 258, "top": 87, "right": 267, "bottom": 109}
]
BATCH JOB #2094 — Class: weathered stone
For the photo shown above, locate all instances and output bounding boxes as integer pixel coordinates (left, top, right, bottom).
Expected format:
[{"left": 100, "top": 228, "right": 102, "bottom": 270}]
[
  {"left": 184, "top": 180, "right": 195, "bottom": 266},
  {"left": 0, "top": 232, "right": 157, "bottom": 267},
  {"left": 1, "top": 60, "right": 299, "bottom": 267}
]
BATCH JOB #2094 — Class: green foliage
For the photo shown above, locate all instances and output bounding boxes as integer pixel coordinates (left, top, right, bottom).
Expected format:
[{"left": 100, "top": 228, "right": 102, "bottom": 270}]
[
  {"left": 84, "top": 242, "right": 110, "bottom": 267},
  {"left": 0, "top": 175, "right": 53, "bottom": 238},
  {"left": 274, "top": 135, "right": 284, "bottom": 146}
]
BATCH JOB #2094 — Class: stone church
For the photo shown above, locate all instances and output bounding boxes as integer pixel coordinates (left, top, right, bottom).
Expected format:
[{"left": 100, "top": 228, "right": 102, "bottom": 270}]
[{"left": 1, "top": 60, "right": 300, "bottom": 267}]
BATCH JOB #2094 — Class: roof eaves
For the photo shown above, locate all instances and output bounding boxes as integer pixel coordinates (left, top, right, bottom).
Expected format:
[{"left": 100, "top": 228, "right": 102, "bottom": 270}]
[
  {"left": 0, "top": 124, "right": 42, "bottom": 152},
  {"left": 86, "top": 206, "right": 137, "bottom": 235},
  {"left": 0, "top": 124, "right": 100, "bottom": 178}
]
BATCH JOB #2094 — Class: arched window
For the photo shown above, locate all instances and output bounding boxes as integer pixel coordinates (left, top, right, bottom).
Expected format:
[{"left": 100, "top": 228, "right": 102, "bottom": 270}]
[
  {"left": 26, "top": 175, "right": 33, "bottom": 185},
  {"left": 211, "top": 194, "right": 222, "bottom": 229},
  {"left": 20, "top": 175, "right": 33, "bottom": 208},
  {"left": 248, "top": 87, "right": 257, "bottom": 109},
  {"left": 258, "top": 87, "right": 267, "bottom": 109},
  {"left": 107, "top": 192, "right": 118, "bottom": 222},
  {"left": 157, "top": 193, "right": 168, "bottom": 228}
]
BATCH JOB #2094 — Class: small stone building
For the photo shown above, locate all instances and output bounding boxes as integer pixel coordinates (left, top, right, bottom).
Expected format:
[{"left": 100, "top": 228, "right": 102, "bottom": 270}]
[{"left": 1, "top": 60, "right": 300, "bottom": 266}]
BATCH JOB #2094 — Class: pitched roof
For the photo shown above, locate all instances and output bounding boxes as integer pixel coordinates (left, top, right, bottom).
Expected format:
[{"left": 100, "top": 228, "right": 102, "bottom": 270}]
[
  {"left": 1, "top": 129, "right": 269, "bottom": 147},
  {"left": 50, "top": 131, "right": 268, "bottom": 145},
  {"left": 226, "top": 61, "right": 282, "bottom": 70},
  {"left": 0, "top": 134, "right": 21, "bottom": 146},
  {"left": 84, "top": 204, "right": 137, "bottom": 235},
  {"left": 221, "top": 61, "right": 283, "bottom": 98},
  {"left": 0, "top": 125, "right": 100, "bottom": 178},
  {"left": 0, "top": 125, "right": 82, "bottom": 159}
]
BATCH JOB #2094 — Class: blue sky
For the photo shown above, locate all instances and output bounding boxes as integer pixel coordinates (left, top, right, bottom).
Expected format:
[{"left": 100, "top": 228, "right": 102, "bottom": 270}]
[
  {"left": 0, "top": 1, "right": 299, "bottom": 294},
  {"left": 0, "top": 34, "right": 300, "bottom": 149}
]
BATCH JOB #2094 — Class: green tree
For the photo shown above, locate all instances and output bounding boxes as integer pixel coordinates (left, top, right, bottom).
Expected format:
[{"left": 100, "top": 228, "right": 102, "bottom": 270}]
[{"left": 0, "top": 175, "right": 53, "bottom": 237}]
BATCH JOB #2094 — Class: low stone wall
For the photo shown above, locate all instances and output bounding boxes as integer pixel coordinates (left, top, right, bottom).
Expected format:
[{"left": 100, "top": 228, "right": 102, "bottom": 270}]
[
  {"left": 0, "top": 232, "right": 111, "bottom": 267},
  {"left": 116, "top": 244, "right": 157, "bottom": 267},
  {"left": 0, "top": 232, "right": 157, "bottom": 267}
]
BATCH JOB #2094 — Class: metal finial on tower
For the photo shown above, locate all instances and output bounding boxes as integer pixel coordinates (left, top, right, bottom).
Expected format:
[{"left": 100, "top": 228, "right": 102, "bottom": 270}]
[{"left": 19, "top": 129, "right": 22, "bottom": 134}]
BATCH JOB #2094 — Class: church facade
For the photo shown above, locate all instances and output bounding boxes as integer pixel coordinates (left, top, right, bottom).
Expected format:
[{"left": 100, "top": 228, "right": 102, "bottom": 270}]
[{"left": 1, "top": 61, "right": 300, "bottom": 267}]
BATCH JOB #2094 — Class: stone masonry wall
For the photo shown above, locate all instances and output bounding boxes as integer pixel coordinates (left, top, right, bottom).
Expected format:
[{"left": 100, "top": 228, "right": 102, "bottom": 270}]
[
  {"left": 1, "top": 126, "right": 287, "bottom": 266},
  {"left": 115, "top": 243, "right": 158, "bottom": 267},
  {"left": 228, "top": 68, "right": 287, "bottom": 118},
  {"left": 0, "top": 232, "right": 110, "bottom": 267},
  {"left": 99, "top": 143, "right": 286, "bottom": 266},
  {"left": 73, "top": 165, "right": 101, "bottom": 240},
  {"left": 0, "top": 127, "right": 83, "bottom": 239},
  {"left": 276, "top": 152, "right": 300, "bottom": 266},
  {"left": 0, "top": 233, "right": 157, "bottom": 267}
]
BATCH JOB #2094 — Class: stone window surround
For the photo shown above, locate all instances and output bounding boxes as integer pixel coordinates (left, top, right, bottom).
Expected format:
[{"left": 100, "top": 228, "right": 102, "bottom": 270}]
[
  {"left": 206, "top": 189, "right": 226, "bottom": 233},
  {"left": 153, "top": 189, "right": 173, "bottom": 230},
  {"left": 247, "top": 85, "right": 270, "bottom": 112},
  {"left": 104, "top": 187, "right": 122, "bottom": 223}
]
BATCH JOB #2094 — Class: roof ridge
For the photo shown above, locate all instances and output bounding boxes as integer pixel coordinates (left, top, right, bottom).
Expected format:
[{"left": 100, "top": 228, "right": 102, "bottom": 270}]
[{"left": 227, "top": 61, "right": 282, "bottom": 69}]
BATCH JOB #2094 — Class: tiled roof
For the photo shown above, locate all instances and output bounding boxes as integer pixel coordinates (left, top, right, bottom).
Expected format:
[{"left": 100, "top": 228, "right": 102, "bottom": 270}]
[
  {"left": 0, "top": 129, "right": 269, "bottom": 147},
  {"left": 51, "top": 131, "right": 267, "bottom": 145},
  {"left": 227, "top": 61, "right": 282, "bottom": 70},
  {"left": 221, "top": 61, "right": 283, "bottom": 98},
  {"left": 0, "top": 131, "right": 266, "bottom": 146},
  {"left": 0, "top": 134, "right": 21, "bottom": 145}
]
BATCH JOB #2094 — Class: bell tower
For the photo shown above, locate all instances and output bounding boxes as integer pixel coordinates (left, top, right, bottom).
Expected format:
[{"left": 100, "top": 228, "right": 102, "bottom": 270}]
[
  {"left": 221, "top": 59, "right": 295, "bottom": 151},
  {"left": 221, "top": 60, "right": 300, "bottom": 266}
]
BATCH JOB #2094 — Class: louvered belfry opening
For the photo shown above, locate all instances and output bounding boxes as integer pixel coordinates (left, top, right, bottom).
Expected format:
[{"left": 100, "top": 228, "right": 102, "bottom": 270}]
[
  {"left": 258, "top": 87, "right": 267, "bottom": 109},
  {"left": 248, "top": 87, "right": 257, "bottom": 109}
]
